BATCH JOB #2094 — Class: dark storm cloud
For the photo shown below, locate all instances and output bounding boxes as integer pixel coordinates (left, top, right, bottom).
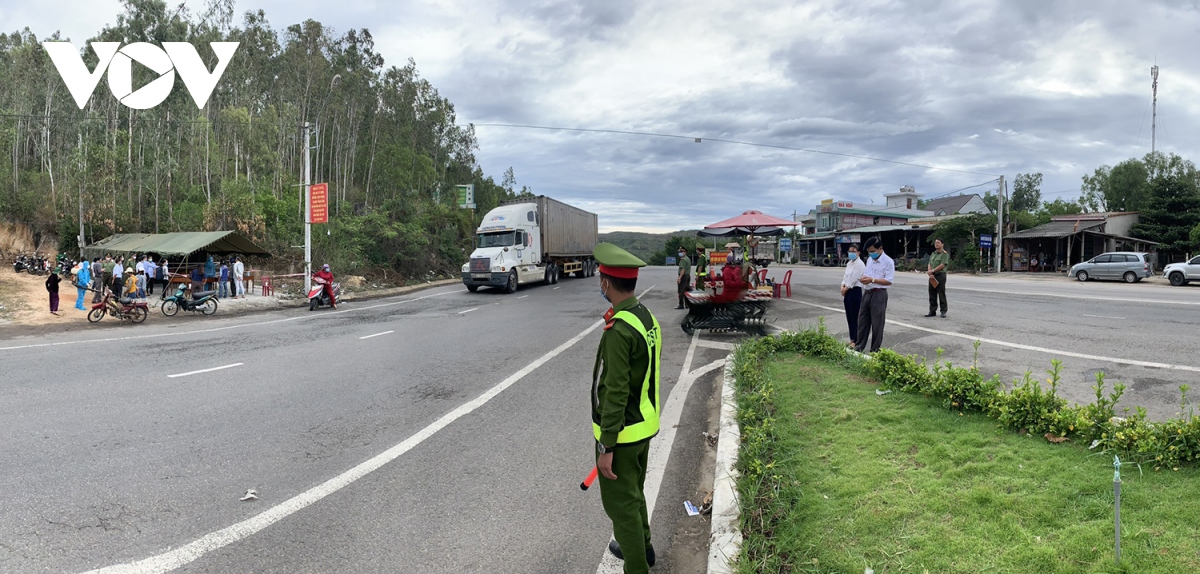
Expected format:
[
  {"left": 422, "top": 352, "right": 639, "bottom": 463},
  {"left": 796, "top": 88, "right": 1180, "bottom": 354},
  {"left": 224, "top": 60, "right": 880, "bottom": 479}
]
[{"left": 22, "top": 0, "right": 1200, "bottom": 231}]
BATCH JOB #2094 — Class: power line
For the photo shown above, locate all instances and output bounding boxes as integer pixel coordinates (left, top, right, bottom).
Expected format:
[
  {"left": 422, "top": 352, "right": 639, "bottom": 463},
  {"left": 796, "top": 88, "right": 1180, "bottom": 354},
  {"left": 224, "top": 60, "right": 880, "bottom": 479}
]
[
  {"left": 472, "top": 122, "right": 1004, "bottom": 177},
  {"left": 924, "top": 178, "right": 1001, "bottom": 200}
]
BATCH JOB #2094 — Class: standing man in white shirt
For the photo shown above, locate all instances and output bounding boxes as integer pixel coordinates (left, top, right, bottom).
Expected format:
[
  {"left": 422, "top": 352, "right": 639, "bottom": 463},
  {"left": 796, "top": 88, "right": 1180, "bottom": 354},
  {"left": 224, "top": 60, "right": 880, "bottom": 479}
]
[
  {"left": 232, "top": 256, "right": 246, "bottom": 298},
  {"left": 839, "top": 244, "right": 866, "bottom": 347},
  {"left": 855, "top": 236, "right": 894, "bottom": 353},
  {"left": 112, "top": 258, "right": 125, "bottom": 295}
]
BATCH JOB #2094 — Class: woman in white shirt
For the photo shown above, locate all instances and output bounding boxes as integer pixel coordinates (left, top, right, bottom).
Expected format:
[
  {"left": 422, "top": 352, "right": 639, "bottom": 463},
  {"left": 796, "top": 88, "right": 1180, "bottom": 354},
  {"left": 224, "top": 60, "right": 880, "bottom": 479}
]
[{"left": 840, "top": 244, "right": 866, "bottom": 346}]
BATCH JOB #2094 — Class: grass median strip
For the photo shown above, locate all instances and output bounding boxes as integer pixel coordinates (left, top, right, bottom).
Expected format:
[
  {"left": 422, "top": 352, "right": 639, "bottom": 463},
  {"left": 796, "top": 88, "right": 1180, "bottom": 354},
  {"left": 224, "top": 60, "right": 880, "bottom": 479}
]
[{"left": 737, "top": 353, "right": 1200, "bottom": 574}]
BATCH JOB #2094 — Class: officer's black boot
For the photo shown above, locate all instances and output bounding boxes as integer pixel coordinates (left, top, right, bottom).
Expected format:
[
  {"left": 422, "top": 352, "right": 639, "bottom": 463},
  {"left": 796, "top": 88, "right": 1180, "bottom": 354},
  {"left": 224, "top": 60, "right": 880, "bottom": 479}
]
[{"left": 608, "top": 539, "right": 656, "bottom": 567}]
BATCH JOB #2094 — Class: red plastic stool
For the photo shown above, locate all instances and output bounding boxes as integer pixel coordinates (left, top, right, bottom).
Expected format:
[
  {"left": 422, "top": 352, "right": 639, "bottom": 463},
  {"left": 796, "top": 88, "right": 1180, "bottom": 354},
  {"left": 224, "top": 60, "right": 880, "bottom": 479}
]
[{"left": 261, "top": 276, "right": 273, "bottom": 297}]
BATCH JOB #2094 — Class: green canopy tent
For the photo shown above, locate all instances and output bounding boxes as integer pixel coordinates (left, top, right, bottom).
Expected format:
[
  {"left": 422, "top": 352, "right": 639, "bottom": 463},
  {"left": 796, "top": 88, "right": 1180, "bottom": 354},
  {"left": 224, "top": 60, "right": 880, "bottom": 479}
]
[{"left": 81, "top": 231, "right": 272, "bottom": 260}]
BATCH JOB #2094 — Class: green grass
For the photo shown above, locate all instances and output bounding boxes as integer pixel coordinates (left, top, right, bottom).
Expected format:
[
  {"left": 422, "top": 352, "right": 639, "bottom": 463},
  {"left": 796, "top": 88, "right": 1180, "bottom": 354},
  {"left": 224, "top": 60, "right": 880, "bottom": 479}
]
[{"left": 740, "top": 353, "right": 1200, "bottom": 574}]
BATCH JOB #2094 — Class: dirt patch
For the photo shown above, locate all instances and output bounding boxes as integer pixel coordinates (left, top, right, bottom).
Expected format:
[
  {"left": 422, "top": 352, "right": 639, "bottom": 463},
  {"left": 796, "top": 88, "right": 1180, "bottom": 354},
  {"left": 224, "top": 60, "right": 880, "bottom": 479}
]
[
  {"left": 0, "top": 221, "right": 55, "bottom": 255},
  {"left": 0, "top": 267, "right": 88, "bottom": 327}
]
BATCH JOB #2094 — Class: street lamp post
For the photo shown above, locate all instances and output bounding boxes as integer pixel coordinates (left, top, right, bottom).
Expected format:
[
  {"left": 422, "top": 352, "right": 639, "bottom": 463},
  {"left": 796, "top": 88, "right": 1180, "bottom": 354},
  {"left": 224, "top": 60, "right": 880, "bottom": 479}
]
[{"left": 303, "top": 74, "right": 341, "bottom": 296}]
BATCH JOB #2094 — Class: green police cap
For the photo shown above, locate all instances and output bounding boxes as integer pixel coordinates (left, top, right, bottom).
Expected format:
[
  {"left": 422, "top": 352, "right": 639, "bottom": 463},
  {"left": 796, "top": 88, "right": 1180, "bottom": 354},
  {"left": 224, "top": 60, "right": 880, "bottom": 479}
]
[{"left": 594, "top": 242, "right": 646, "bottom": 279}]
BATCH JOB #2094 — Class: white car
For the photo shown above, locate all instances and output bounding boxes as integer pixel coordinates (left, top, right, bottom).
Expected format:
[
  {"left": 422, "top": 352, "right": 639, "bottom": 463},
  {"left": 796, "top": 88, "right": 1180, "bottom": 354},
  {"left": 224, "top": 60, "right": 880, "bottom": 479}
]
[{"left": 1164, "top": 256, "right": 1200, "bottom": 286}]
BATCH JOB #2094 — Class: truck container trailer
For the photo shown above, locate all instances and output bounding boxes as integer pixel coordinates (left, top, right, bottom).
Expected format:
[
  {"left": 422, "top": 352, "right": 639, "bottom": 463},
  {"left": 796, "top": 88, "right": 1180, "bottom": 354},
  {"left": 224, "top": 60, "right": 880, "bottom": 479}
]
[{"left": 462, "top": 196, "right": 599, "bottom": 293}]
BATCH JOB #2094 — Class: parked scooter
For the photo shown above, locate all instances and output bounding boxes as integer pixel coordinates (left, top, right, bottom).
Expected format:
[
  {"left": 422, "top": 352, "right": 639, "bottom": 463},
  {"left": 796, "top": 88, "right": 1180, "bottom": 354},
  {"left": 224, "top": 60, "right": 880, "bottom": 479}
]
[
  {"left": 308, "top": 276, "right": 340, "bottom": 311},
  {"left": 88, "top": 292, "right": 149, "bottom": 324},
  {"left": 161, "top": 283, "right": 219, "bottom": 316}
]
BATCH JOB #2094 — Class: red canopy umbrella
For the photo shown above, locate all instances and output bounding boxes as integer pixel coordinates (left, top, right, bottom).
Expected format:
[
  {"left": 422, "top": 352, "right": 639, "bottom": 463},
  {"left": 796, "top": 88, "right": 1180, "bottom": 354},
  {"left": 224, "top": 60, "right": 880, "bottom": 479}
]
[
  {"left": 704, "top": 210, "right": 800, "bottom": 233},
  {"left": 704, "top": 211, "right": 801, "bottom": 270}
]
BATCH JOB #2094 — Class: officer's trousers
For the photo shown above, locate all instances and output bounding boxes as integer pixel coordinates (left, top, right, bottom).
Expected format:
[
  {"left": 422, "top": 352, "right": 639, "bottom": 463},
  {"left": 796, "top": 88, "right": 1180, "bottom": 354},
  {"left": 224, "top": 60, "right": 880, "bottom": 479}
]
[
  {"left": 598, "top": 440, "right": 652, "bottom": 574},
  {"left": 677, "top": 275, "right": 690, "bottom": 307}
]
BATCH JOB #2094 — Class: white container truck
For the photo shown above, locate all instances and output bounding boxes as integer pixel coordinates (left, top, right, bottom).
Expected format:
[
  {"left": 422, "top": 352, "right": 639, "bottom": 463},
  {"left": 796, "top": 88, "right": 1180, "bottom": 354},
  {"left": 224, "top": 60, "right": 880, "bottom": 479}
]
[{"left": 461, "top": 196, "right": 599, "bottom": 293}]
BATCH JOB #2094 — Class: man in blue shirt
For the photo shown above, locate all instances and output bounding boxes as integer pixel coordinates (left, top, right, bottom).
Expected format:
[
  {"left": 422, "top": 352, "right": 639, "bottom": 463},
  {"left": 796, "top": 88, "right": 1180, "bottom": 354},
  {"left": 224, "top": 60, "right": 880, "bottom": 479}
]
[{"left": 855, "top": 236, "right": 894, "bottom": 353}]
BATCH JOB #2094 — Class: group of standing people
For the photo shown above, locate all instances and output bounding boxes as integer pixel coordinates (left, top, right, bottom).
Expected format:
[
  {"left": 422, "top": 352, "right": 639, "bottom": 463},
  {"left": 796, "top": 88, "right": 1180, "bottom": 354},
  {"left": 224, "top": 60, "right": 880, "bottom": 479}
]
[
  {"left": 675, "top": 243, "right": 757, "bottom": 308},
  {"left": 839, "top": 237, "right": 950, "bottom": 354},
  {"left": 192, "top": 255, "right": 246, "bottom": 299}
]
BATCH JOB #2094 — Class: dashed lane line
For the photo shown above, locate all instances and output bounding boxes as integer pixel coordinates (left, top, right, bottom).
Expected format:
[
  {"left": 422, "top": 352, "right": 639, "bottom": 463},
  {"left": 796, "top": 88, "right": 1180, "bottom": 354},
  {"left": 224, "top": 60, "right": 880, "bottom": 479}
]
[
  {"left": 358, "top": 331, "right": 394, "bottom": 340},
  {"left": 167, "top": 363, "right": 243, "bottom": 379},
  {"left": 84, "top": 286, "right": 656, "bottom": 574}
]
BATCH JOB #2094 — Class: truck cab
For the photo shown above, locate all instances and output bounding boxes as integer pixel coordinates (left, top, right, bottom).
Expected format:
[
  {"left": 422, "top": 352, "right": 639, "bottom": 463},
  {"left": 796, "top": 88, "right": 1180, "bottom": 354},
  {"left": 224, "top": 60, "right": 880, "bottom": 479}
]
[{"left": 462, "top": 203, "right": 542, "bottom": 293}]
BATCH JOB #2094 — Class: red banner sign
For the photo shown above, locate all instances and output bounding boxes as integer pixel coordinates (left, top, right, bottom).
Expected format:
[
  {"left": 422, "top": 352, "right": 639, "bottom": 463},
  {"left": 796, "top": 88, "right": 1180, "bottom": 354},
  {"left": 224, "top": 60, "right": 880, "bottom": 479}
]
[{"left": 309, "top": 183, "right": 329, "bottom": 224}]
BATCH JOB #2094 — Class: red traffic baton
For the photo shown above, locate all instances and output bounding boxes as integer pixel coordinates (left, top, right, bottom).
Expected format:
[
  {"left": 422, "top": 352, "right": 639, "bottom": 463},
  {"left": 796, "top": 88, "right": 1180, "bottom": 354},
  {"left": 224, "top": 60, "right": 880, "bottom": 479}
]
[{"left": 580, "top": 467, "right": 599, "bottom": 491}]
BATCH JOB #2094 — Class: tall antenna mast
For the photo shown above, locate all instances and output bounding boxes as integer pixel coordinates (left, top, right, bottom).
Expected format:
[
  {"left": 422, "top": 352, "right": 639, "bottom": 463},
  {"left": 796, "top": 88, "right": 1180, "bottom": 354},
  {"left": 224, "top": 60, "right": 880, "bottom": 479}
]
[{"left": 1151, "top": 65, "right": 1159, "bottom": 154}]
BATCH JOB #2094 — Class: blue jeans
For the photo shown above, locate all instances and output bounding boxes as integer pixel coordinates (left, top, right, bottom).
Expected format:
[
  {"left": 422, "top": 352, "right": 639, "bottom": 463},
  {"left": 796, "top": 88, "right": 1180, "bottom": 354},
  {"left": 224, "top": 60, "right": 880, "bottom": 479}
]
[{"left": 219, "top": 282, "right": 229, "bottom": 298}]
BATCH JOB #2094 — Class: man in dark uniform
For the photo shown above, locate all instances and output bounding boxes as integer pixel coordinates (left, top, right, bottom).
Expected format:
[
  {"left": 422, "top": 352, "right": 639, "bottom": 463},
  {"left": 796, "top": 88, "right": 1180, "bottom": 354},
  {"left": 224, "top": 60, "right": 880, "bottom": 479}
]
[
  {"left": 592, "top": 242, "right": 662, "bottom": 574},
  {"left": 694, "top": 245, "right": 709, "bottom": 293},
  {"left": 675, "top": 246, "right": 691, "bottom": 309}
]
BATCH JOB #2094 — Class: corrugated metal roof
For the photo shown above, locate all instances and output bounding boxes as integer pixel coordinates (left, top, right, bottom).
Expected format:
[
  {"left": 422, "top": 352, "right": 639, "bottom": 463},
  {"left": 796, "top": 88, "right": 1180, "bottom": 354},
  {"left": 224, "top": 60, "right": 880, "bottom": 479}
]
[{"left": 1007, "top": 220, "right": 1104, "bottom": 239}]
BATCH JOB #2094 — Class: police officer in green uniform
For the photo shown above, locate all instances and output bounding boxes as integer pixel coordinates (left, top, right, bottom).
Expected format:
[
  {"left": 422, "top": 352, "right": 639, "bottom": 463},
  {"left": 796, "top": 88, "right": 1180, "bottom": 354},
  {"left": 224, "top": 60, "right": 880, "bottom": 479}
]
[
  {"left": 694, "top": 245, "right": 709, "bottom": 293},
  {"left": 675, "top": 247, "right": 691, "bottom": 309},
  {"left": 592, "top": 242, "right": 662, "bottom": 573},
  {"left": 926, "top": 238, "right": 950, "bottom": 318}
]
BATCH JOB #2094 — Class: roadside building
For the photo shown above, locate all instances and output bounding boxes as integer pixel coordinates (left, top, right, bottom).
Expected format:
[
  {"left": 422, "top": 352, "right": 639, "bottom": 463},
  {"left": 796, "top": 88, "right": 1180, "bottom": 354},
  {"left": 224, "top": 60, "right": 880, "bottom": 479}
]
[
  {"left": 920, "top": 193, "right": 992, "bottom": 216},
  {"left": 797, "top": 186, "right": 935, "bottom": 266},
  {"left": 1003, "top": 212, "right": 1158, "bottom": 272}
]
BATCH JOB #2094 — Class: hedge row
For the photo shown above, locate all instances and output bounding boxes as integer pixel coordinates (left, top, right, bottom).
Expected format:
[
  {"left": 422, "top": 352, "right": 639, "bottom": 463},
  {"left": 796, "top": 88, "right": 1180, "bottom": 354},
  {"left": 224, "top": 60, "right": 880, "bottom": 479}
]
[{"left": 733, "top": 322, "right": 1200, "bottom": 567}]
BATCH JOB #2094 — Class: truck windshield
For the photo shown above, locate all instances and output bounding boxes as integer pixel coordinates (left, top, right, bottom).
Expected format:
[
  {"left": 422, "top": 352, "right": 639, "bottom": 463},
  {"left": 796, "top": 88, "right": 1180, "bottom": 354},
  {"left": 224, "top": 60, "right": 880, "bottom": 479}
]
[{"left": 478, "top": 232, "right": 516, "bottom": 248}]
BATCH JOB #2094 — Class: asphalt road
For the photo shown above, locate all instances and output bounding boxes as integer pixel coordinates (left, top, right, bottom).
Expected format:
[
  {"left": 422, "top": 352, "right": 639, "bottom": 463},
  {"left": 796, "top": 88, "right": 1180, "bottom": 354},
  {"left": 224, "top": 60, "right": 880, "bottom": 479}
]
[
  {"left": 765, "top": 264, "right": 1200, "bottom": 420},
  {"left": 0, "top": 268, "right": 733, "bottom": 573}
]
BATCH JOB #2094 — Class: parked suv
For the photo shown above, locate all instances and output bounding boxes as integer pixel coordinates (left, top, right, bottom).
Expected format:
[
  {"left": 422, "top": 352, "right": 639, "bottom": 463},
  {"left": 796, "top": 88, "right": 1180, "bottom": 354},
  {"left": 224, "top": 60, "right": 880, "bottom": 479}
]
[
  {"left": 1069, "top": 252, "right": 1151, "bottom": 283},
  {"left": 1164, "top": 256, "right": 1200, "bottom": 286}
]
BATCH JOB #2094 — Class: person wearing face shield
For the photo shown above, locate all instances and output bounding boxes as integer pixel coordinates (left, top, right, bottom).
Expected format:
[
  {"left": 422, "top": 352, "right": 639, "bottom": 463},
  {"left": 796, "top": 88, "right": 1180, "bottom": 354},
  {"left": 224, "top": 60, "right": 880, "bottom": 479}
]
[{"left": 591, "top": 242, "right": 661, "bottom": 573}]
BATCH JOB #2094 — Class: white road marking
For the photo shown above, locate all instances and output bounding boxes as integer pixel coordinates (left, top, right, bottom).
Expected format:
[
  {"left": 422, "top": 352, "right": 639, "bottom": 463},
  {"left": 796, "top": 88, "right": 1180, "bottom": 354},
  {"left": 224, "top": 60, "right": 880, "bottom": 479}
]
[
  {"left": 696, "top": 340, "right": 737, "bottom": 351},
  {"left": 949, "top": 286, "right": 1200, "bottom": 306},
  {"left": 167, "top": 363, "right": 243, "bottom": 379},
  {"left": 956, "top": 301, "right": 983, "bottom": 306},
  {"left": 457, "top": 307, "right": 478, "bottom": 315},
  {"left": 358, "top": 330, "right": 394, "bottom": 340},
  {"left": 554, "top": 286, "right": 561, "bottom": 290},
  {"left": 1083, "top": 314, "right": 1125, "bottom": 320},
  {"left": 779, "top": 298, "right": 1200, "bottom": 373},
  {"left": 0, "top": 289, "right": 465, "bottom": 352},
  {"left": 518, "top": 295, "right": 529, "bottom": 299},
  {"left": 85, "top": 285, "right": 656, "bottom": 574},
  {"left": 595, "top": 331, "right": 726, "bottom": 574}
]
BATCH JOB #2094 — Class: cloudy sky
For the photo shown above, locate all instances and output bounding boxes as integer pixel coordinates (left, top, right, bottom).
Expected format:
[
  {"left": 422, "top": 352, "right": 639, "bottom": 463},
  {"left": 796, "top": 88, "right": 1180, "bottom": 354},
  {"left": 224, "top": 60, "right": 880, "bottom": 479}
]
[{"left": 6, "top": 0, "right": 1199, "bottom": 232}]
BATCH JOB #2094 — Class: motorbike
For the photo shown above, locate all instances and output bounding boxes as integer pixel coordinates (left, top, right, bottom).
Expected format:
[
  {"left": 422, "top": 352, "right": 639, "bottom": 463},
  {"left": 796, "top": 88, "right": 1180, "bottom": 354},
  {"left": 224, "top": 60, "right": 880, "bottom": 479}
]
[
  {"left": 12, "top": 255, "right": 29, "bottom": 274},
  {"left": 161, "top": 283, "right": 219, "bottom": 316},
  {"left": 680, "top": 288, "right": 772, "bottom": 337},
  {"left": 88, "top": 292, "right": 149, "bottom": 324},
  {"left": 308, "top": 276, "right": 341, "bottom": 311}
]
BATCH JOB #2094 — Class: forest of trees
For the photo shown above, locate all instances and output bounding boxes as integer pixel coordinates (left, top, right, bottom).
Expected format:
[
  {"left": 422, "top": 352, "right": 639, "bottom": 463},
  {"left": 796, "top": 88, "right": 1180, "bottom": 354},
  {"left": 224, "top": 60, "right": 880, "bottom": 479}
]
[{"left": 0, "top": 0, "right": 528, "bottom": 279}]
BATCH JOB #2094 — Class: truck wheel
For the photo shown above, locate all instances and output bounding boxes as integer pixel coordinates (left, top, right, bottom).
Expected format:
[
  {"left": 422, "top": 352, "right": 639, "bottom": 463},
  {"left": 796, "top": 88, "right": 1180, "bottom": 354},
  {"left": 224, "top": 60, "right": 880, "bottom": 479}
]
[
  {"left": 574, "top": 267, "right": 585, "bottom": 279},
  {"left": 467, "top": 284, "right": 478, "bottom": 292},
  {"left": 544, "top": 268, "right": 553, "bottom": 285},
  {"left": 1170, "top": 272, "right": 1187, "bottom": 286},
  {"left": 552, "top": 265, "right": 560, "bottom": 284},
  {"left": 506, "top": 270, "right": 518, "bottom": 293}
]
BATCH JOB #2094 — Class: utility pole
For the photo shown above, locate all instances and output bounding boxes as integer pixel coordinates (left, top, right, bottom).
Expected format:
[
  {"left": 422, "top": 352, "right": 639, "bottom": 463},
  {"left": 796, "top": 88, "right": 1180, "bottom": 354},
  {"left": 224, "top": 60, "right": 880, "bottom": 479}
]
[
  {"left": 1151, "top": 65, "right": 1159, "bottom": 154},
  {"left": 303, "top": 121, "right": 312, "bottom": 295},
  {"left": 77, "top": 133, "right": 85, "bottom": 258},
  {"left": 997, "top": 176, "right": 1005, "bottom": 272}
]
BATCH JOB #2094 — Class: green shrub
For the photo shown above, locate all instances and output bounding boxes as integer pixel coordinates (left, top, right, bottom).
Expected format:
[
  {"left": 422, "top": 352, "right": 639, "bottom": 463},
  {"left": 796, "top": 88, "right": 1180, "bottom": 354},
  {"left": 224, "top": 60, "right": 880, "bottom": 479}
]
[{"left": 989, "top": 361, "right": 1069, "bottom": 435}]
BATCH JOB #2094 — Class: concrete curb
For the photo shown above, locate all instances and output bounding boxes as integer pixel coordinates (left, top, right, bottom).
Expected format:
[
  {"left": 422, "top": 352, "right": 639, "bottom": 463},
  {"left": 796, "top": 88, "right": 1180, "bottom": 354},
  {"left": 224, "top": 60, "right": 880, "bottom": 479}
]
[{"left": 707, "top": 353, "right": 742, "bottom": 574}]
